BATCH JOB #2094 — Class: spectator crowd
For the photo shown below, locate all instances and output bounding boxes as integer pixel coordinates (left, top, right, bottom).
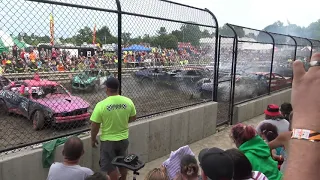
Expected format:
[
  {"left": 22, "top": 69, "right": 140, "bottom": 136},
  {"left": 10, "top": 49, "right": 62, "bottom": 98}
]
[{"left": 0, "top": 44, "right": 212, "bottom": 75}]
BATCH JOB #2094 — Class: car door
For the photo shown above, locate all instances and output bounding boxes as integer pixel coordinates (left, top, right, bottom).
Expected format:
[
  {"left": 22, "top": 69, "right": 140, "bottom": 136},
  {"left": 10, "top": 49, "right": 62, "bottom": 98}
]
[{"left": 4, "top": 85, "right": 29, "bottom": 116}]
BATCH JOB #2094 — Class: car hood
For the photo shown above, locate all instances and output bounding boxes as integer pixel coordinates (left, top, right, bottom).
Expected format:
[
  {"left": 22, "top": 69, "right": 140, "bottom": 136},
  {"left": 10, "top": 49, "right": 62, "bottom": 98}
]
[
  {"left": 35, "top": 95, "right": 90, "bottom": 113},
  {"left": 73, "top": 75, "right": 96, "bottom": 84}
]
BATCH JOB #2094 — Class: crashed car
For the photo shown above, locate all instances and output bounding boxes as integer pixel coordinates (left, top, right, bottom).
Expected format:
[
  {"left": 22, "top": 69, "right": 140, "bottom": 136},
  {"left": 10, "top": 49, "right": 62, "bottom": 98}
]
[
  {"left": 199, "top": 73, "right": 269, "bottom": 102},
  {"left": 0, "top": 75, "right": 10, "bottom": 90},
  {"left": 71, "top": 69, "right": 114, "bottom": 91},
  {"left": 199, "top": 72, "right": 292, "bottom": 102},
  {"left": 0, "top": 78, "right": 90, "bottom": 130},
  {"left": 134, "top": 67, "right": 212, "bottom": 90},
  {"left": 254, "top": 72, "right": 292, "bottom": 91}
]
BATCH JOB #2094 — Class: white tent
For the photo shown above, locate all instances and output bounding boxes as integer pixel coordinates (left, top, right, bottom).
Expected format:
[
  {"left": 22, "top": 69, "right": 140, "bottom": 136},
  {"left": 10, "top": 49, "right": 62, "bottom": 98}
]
[{"left": 0, "top": 30, "right": 14, "bottom": 47}]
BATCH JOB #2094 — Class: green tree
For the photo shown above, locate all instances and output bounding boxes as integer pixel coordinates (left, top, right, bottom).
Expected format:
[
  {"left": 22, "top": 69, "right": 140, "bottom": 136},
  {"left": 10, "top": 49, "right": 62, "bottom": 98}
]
[
  {"left": 201, "top": 29, "right": 211, "bottom": 38},
  {"left": 171, "top": 30, "right": 183, "bottom": 42},
  {"left": 142, "top": 34, "right": 153, "bottom": 44},
  {"left": 157, "top": 27, "right": 168, "bottom": 36},
  {"left": 122, "top": 32, "right": 131, "bottom": 44},
  {"left": 154, "top": 34, "right": 178, "bottom": 49},
  {"left": 306, "top": 20, "right": 320, "bottom": 40},
  {"left": 75, "top": 26, "right": 93, "bottom": 45},
  {"left": 219, "top": 24, "right": 245, "bottom": 38},
  {"left": 258, "top": 21, "right": 286, "bottom": 43},
  {"left": 96, "top": 26, "right": 117, "bottom": 44},
  {"left": 180, "top": 23, "right": 202, "bottom": 46},
  {"left": 131, "top": 36, "right": 143, "bottom": 44}
]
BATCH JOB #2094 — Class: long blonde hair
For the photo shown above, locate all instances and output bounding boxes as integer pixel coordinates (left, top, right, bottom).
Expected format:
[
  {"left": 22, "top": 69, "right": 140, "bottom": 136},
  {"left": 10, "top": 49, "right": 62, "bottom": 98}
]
[{"left": 145, "top": 168, "right": 169, "bottom": 180}]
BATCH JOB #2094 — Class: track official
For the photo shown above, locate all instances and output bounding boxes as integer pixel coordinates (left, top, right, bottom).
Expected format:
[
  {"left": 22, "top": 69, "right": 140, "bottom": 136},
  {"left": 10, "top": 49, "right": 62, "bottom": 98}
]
[{"left": 90, "top": 77, "right": 136, "bottom": 180}]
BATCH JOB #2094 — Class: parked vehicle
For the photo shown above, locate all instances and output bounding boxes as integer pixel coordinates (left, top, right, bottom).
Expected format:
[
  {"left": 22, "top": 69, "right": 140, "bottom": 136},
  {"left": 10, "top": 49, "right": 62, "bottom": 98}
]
[
  {"left": 71, "top": 69, "right": 114, "bottom": 92},
  {"left": 0, "top": 78, "right": 90, "bottom": 130}
]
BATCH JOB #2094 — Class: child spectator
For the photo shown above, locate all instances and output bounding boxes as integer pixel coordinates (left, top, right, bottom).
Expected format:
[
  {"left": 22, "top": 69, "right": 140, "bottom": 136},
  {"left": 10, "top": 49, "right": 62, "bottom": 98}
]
[
  {"left": 280, "top": 103, "right": 292, "bottom": 121},
  {"left": 259, "top": 123, "right": 284, "bottom": 165},
  {"left": 230, "top": 123, "right": 282, "bottom": 180},
  {"left": 256, "top": 104, "right": 289, "bottom": 134},
  {"left": 162, "top": 145, "right": 195, "bottom": 180},
  {"left": 268, "top": 112, "right": 293, "bottom": 173},
  {"left": 225, "top": 148, "right": 268, "bottom": 180},
  {"left": 145, "top": 168, "right": 169, "bottom": 180},
  {"left": 174, "top": 155, "right": 199, "bottom": 180}
]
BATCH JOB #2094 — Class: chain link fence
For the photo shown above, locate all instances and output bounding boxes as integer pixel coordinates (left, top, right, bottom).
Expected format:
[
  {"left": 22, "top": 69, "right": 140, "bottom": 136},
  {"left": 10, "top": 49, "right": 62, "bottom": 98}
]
[
  {"left": 1, "top": 0, "right": 320, "bottom": 154},
  {"left": 0, "top": 0, "right": 218, "bottom": 153}
]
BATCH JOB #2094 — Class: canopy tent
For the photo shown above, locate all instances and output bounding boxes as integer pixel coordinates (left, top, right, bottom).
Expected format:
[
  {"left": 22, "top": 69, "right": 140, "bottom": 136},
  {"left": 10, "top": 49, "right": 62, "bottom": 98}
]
[
  {"left": 13, "top": 38, "right": 29, "bottom": 49},
  {"left": 122, "top": 44, "right": 151, "bottom": 52},
  {"left": 0, "top": 30, "right": 14, "bottom": 47},
  {"left": 0, "top": 30, "right": 30, "bottom": 53}
]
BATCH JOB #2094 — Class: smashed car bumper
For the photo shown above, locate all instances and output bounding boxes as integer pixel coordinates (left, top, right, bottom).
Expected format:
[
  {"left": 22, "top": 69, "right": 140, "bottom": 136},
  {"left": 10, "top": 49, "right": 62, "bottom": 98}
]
[{"left": 54, "top": 112, "right": 91, "bottom": 123}]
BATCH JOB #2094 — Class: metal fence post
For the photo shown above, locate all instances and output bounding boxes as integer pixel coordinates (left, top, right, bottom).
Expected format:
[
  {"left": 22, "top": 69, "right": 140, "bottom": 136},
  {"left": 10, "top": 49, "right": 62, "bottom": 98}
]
[
  {"left": 205, "top": 8, "right": 219, "bottom": 101},
  {"left": 288, "top": 35, "right": 297, "bottom": 61},
  {"left": 226, "top": 23, "right": 238, "bottom": 124},
  {"left": 264, "top": 31, "right": 275, "bottom": 95},
  {"left": 116, "top": 0, "right": 122, "bottom": 95},
  {"left": 305, "top": 38, "right": 313, "bottom": 60}
]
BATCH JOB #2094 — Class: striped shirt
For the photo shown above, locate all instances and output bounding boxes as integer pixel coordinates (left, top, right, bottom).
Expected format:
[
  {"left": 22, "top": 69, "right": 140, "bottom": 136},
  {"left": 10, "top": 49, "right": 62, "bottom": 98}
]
[
  {"left": 243, "top": 171, "right": 268, "bottom": 180},
  {"left": 162, "top": 145, "right": 195, "bottom": 180}
]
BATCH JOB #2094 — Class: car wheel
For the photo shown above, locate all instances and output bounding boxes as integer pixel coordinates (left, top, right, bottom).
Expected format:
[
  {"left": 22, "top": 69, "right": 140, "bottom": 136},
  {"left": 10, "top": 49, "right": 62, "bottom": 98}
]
[
  {"left": 0, "top": 99, "right": 8, "bottom": 115},
  {"left": 32, "top": 110, "right": 45, "bottom": 131}
]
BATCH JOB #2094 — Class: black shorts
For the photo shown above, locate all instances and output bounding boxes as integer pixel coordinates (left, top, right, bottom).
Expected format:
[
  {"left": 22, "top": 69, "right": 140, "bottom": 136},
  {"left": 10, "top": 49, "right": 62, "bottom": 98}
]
[{"left": 99, "top": 139, "right": 129, "bottom": 173}]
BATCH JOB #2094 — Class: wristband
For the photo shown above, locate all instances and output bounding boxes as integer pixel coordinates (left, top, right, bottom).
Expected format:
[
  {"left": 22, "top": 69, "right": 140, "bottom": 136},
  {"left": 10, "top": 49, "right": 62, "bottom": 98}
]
[{"left": 291, "top": 129, "right": 320, "bottom": 142}]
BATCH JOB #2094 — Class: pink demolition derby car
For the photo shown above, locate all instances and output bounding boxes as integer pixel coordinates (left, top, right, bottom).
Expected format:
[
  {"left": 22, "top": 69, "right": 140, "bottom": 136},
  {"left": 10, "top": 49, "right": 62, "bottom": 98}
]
[{"left": 0, "top": 76, "right": 90, "bottom": 130}]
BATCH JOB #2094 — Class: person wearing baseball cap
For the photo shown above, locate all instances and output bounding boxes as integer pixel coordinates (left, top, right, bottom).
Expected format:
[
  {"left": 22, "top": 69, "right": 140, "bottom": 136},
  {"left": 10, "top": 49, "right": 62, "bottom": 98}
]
[
  {"left": 198, "top": 147, "right": 234, "bottom": 180},
  {"left": 90, "top": 77, "right": 137, "bottom": 180},
  {"left": 255, "top": 104, "right": 289, "bottom": 134}
]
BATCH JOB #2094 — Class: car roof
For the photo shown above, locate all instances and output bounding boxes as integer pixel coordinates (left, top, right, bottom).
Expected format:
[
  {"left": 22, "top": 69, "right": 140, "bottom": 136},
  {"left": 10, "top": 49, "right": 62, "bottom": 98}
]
[{"left": 24, "top": 79, "right": 58, "bottom": 87}]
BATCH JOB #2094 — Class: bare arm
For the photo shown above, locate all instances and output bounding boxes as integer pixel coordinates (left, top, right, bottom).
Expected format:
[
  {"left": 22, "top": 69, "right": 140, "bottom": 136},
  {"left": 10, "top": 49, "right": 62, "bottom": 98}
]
[
  {"left": 91, "top": 122, "right": 100, "bottom": 141},
  {"left": 268, "top": 132, "right": 291, "bottom": 149}
]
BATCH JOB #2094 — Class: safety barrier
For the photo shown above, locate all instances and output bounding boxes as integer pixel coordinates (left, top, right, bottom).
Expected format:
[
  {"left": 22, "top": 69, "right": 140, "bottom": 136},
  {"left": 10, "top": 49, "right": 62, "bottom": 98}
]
[{"left": 0, "top": 102, "right": 217, "bottom": 180}]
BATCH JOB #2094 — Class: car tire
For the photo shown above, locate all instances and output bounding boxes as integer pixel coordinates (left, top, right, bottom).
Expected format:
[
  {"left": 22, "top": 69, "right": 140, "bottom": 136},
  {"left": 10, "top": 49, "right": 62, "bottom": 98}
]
[
  {"left": 32, "top": 110, "right": 45, "bottom": 131},
  {"left": 0, "top": 99, "right": 8, "bottom": 115}
]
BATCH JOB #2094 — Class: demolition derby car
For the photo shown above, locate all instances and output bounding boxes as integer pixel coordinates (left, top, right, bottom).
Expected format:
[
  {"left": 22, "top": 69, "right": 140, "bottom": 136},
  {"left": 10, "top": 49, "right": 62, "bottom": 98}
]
[
  {"left": 71, "top": 69, "right": 114, "bottom": 92},
  {"left": 0, "top": 76, "right": 10, "bottom": 90},
  {"left": 198, "top": 72, "right": 292, "bottom": 102},
  {"left": 133, "top": 67, "right": 212, "bottom": 90},
  {"left": 0, "top": 78, "right": 90, "bottom": 130}
]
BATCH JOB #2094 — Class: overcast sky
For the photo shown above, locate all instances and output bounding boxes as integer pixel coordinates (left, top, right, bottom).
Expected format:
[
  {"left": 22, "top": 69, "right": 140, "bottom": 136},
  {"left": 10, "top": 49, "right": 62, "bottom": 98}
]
[
  {"left": 1, "top": 0, "right": 319, "bottom": 39},
  {"left": 174, "top": 0, "right": 320, "bottom": 29}
]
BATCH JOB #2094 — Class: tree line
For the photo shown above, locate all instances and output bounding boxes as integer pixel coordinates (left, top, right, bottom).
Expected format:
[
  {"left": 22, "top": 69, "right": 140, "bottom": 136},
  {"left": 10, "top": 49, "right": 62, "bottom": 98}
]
[
  {"left": 17, "top": 24, "right": 212, "bottom": 49},
  {"left": 16, "top": 19, "right": 320, "bottom": 48}
]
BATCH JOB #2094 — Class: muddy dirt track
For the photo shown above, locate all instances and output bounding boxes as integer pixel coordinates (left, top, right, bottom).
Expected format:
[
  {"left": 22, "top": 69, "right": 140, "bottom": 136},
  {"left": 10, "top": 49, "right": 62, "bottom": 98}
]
[{"left": 0, "top": 76, "right": 228, "bottom": 152}]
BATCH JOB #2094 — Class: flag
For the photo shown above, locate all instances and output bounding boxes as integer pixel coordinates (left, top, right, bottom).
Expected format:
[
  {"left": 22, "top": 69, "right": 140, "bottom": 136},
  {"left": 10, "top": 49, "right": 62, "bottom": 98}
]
[
  {"left": 93, "top": 24, "right": 97, "bottom": 44},
  {"left": 49, "top": 14, "right": 54, "bottom": 46}
]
